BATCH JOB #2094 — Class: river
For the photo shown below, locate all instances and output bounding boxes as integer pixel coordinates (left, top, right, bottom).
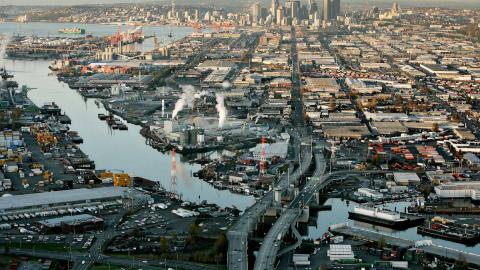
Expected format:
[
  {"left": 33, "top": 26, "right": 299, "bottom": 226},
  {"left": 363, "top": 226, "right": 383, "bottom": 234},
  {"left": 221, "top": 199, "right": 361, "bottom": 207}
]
[
  {"left": 307, "top": 198, "right": 480, "bottom": 254},
  {"left": 0, "top": 22, "right": 254, "bottom": 210},
  {"left": 0, "top": 22, "right": 192, "bottom": 41}
]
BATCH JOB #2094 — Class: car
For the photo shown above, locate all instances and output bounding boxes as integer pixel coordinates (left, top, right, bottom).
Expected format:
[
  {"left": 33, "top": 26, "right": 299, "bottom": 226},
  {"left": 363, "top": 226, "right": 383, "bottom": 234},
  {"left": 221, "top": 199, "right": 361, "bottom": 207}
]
[{"left": 81, "top": 261, "right": 85, "bottom": 265}]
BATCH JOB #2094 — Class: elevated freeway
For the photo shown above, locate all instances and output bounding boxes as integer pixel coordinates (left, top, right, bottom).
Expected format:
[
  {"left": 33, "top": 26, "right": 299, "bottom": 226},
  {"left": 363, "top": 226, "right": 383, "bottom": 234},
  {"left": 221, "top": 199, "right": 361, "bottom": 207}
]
[
  {"left": 227, "top": 27, "right": 311, "bottom": 270},
  {"left": 227, "top": 134, "right": 313, "bottom": 270}
]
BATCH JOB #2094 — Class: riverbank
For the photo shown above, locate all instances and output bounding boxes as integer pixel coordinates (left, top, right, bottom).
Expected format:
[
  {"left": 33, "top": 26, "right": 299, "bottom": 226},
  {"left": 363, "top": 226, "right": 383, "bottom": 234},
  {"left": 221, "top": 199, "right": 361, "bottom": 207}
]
[{"left": 4, "top": 59, "right": 256, "bottom": 210}]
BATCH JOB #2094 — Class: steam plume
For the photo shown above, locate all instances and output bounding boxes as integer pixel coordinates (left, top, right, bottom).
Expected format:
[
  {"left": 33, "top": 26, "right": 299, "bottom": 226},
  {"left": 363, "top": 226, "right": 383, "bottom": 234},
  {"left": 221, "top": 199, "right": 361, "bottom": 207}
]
[
  {"left": 215, "top": 94, "right": 228, "bottom": 128},
  {"left": 172, "top": 85, "right": 207, "bottom": 119}
]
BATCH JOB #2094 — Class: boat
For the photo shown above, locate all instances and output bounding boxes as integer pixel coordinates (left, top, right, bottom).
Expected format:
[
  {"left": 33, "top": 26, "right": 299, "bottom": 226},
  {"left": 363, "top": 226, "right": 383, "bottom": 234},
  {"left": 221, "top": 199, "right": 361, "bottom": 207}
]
[
  {"left": 417, "top": 218, "right": 480, "bottom": 246},
  {"left": 98, "top": 114, "right": 107, "bottom": 120},
  {"left": 58, "top": 28, "right": 86, "bottom": 34},
  {"left": 348, "top": 205, "right": 424, "bottom": 229},
  {"left": 118, "top": 124, "right": 128, "bottom": 130},
  {"left": 41, "top": 102, "right": 62, "bottom": 116}
]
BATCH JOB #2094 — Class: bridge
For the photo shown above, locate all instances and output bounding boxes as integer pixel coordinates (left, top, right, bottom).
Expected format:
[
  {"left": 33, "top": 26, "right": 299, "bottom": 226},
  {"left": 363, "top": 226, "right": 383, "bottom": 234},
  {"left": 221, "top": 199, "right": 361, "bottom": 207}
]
[{"left": 227, "top": 133, "right": 313, "bottom": 270}]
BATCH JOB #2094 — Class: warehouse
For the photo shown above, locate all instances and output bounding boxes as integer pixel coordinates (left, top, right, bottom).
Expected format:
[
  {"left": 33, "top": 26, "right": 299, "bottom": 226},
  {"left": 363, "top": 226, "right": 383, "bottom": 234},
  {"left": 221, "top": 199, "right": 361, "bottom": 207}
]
[
  {"left": 0, "top": 187, "right": 150, "bottom": 216},
  {"left": 434, "top": 182, "right": 480, "bottom": 201},
  {"left": 37, "top": 214, "right": 104, "bottom": 234},
  {"left": 393, "top": 172, "right": 421, "bottom": 186}
]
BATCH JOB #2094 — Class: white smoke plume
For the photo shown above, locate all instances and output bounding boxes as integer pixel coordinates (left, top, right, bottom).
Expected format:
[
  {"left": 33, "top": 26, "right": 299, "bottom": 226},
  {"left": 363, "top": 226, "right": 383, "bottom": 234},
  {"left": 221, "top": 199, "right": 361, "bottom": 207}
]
[
  {"left": 215, "top": 94, "right": 228, "bottom": 128},
  {"left": 222, "top": 80, "right": 231, "bottom": 89},
  {"left": 172, "top": 85, "right": 207, "bottom": 119}
]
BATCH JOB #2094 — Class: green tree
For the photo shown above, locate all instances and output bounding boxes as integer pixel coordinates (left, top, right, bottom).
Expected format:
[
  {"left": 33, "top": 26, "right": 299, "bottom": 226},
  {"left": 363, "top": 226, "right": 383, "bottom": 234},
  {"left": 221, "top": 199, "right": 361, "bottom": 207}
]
[
  {"left": 170, "top": 231, "right": 178, "bottom": 242},
  {"left": 212, "top": 233, "right": 227, "bottom": 255},
  {"left": 187, "top": 224, "right": 200, "bottom": 245},
  {"left": 378, "top": 236, "right": 386, "bottom": 249},
  {"left": 159, "top": 236, "right": 168, "bottom": 254},
  {"left": 420, "top": 184, "right": 433, "bottom": 200}
]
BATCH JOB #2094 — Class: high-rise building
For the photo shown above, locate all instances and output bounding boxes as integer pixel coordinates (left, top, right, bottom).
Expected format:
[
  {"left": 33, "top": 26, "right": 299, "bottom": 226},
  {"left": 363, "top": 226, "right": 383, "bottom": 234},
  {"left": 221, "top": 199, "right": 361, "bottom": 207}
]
[
  {"left": 285, "top": 0, "right": 293, "bottom": 18},
  {"left": 323, "top": 0, "right": 330, "bottom": 21},
  {"left": 251, "top": 2, "right": 261, "bottom": 23},
  {"left": 276, "top": 6, "right": 284, "bottom": 25},
  {"left": 392, "top": 2, "right": 399, "bottom": 13},
  {"left": 271, "top": 0, "right": 279, "bottom": 18},
  {"left": 332, "top": 0, "right": 340, "bottom": 20},
  {"left": 323, "top": 0, "right": 340, "bottom": 21},
  {"left": 291, "top": 1, "right": 300, "bottom": 21},
  {"left": 309, "top": 0, "right": 318, "bottom": 16}
]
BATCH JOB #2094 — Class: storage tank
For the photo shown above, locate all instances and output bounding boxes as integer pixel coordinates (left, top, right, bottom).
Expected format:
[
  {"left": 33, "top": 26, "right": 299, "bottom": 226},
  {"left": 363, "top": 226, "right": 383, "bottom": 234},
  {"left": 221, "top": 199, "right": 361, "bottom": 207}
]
[
  {"left": 188, "top": 129, "right": 197, "bottom": 146},
  {"left": 179, "top": 130, "right": 189, "bottom": 145},
  {"left": 196, "top": 129, "right": 205, "bottom": 145}
]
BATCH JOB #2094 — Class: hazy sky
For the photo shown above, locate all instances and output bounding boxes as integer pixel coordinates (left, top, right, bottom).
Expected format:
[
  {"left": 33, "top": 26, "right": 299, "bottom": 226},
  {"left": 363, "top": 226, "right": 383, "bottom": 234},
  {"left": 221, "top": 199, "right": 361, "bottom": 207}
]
[{"left": 0, "top": 0, "right": 479, "bottom": 8}]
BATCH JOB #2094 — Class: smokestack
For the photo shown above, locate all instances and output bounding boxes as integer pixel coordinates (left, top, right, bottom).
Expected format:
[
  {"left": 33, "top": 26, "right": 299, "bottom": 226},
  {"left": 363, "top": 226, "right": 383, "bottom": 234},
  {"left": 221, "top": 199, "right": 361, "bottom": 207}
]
[{"left": 162, "top": 100, "right": 165, "bottom": 118}]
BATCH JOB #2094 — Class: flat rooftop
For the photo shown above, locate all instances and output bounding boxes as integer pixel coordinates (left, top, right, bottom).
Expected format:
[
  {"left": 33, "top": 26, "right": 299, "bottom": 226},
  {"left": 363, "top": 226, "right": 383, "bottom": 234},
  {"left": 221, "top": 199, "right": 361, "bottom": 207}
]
[
  {"left": 0, "top": 187, "right": 128, "bottom": 212},
  {"left": 38, "top": 214, "right": 103, "bottom": 227}
]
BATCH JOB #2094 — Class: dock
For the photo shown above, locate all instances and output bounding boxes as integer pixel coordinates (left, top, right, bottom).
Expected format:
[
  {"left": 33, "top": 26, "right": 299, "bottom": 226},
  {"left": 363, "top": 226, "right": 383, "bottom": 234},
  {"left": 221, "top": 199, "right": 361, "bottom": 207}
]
[{"left": 331, "top": 224, "right": 480, "bottom": 266}]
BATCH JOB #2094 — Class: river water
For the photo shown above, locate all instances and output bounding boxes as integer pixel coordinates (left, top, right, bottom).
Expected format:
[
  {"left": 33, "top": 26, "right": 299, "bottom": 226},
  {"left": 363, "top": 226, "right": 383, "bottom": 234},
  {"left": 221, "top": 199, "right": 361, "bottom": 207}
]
[
  {"left": 0, "top": 22, "right": 192, "bottom": 41},
  {"left": 307, "top": 198, "right": 480, "bottom": 254},
  {"left": 0, "top": 22, "right": 255, "bottom": 210},
  {"left": 2, "top": 22, "right": 479, "bottom": 255}
]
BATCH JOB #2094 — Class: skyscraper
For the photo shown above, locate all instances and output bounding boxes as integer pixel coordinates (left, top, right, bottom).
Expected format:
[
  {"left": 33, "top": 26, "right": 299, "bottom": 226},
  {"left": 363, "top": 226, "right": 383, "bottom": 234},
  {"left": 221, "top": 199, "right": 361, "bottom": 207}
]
[
  {"left": 323, "top": 0, "right": 340, "bottom": 21},
  {"left": 285, "top": 0, "right": 293, "bottom": 19},
  {"left": 332, "top": 0, "right": 340, "bottom": 20},
  {"left": 392, "top": 2, "right": 399, "bottom": 13},
  {"left": 276, "top": 6, "right": 284, "bottom": 25},
  {"left": 271, "top": 0, "right": 279, "bottom": 18},
  {"left": 323, "top": 0, "right": 330, "bottom": 21},
  {"left": 251, "top": 2, "right": 261, "bottom": 23},
  {"left": 291, "top": 0, "right": 300, "bottom": 21},
  {"left": 309, "top": 0, "right": 318, "bottom": 16}
]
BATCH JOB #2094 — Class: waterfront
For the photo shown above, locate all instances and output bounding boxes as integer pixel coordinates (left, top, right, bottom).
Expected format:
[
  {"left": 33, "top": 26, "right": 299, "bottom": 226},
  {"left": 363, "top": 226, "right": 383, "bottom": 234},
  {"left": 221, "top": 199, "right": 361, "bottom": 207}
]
[
  {"left": 0, "top": 22, "right": 192, "bottom": 41},
  {"left": 2, "top": 59, "right": 255, "bottom": 210},
  {"left": 307, "top": 198, "right": 480, "bottom": 254}
]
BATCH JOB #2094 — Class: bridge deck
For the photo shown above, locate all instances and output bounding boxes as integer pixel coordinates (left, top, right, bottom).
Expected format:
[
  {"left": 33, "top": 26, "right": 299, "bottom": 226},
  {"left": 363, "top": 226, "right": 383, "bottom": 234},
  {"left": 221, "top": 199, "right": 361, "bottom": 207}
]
[{"left": 331, "top": 225, "right": 480, "bottom": 266}]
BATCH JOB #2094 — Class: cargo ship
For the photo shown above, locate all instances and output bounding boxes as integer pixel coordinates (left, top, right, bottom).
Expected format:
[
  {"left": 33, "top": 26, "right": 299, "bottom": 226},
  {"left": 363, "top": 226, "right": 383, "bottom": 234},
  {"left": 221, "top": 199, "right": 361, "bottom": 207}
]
[
  {"left": 417, "top": 217, "right": 480, "bottom": 246},
  {"left": 348, "top": 205, "right": 424, "bottom": 229},
  {"left": 58, "top": 28, "right": 86, "bottom": 34}
]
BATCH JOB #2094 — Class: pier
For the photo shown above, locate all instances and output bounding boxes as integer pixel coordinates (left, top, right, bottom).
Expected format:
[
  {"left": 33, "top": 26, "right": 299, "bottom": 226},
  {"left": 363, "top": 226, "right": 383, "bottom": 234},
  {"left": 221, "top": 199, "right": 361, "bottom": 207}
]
[{"left": 331, "top": 224, "right": 480, "bottom": 267}]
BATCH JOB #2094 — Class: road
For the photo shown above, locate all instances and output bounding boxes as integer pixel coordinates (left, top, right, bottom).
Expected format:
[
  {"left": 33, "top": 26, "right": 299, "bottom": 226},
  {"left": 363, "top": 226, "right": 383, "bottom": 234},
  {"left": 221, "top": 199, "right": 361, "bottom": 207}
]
[
  {"left": 253, "top": 27, "right": 323, "bottom": 270},
  {"left": 227, "top": 133, "right": 308, "bottom": 270},
  {"left": 253, "top": 143, "right": 323, "bottom": 270},
  {"left": 227, "top": 27, "right": 310, "bottom": 270}
]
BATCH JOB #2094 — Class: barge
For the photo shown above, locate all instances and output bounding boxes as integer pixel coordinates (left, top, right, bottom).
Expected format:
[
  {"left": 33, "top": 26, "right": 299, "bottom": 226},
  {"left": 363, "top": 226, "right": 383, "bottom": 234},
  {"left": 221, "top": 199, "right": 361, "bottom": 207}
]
[
  {"left": 417, "top": 218, "right": 480, "bottom": 246},
  {"left": 58, "top": 28, "right": 86, "bottom": 35},
  {"left": 348, "top": 205, "right": 424, "bottom": 230}
]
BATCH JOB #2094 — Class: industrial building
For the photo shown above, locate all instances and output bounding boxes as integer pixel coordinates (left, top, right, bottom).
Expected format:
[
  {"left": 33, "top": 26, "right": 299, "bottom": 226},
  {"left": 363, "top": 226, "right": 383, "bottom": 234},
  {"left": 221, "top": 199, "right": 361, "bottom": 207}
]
[
  {"left": 355, "top": 188, "right": 383, "bottom": 200},
  {"left": 434, "top": 182, "right": 480, "bottom": 201},
  {"left": 393, "top": 172, "right": 421, "bottom": 186},
  {"left": 37, "top": 214, "right": 104, "bottom": 233},
  {"left": 0, "top": 187, "right": 151, "bottom": 216}
]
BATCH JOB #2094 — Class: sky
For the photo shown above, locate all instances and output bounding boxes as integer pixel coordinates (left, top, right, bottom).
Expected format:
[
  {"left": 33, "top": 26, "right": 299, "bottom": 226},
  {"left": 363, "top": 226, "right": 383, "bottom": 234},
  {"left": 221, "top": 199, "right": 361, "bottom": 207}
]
[{"left": 0, "top": 0, "right": 479, "bottom": 8}]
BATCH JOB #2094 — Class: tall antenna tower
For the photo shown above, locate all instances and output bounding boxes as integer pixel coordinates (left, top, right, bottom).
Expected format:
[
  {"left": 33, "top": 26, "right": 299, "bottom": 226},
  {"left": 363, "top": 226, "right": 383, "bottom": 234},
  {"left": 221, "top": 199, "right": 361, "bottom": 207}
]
[
  {"left": 171, "top": 148, "right": 177, "bottom": 196},
  {"left": 260, "top": 135, "right": 267, "bottom": 176}
]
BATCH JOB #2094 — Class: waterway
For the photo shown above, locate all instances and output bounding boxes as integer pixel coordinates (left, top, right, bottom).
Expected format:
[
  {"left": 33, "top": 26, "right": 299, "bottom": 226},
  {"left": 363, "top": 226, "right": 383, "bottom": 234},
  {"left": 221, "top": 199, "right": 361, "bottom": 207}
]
[
  {"left": 0, "top": 22, "right": 255, "bottom": 210},
  {"left": 306, "top": 198, "right": 480, "bottom": 254},
  {"left": 0, "top": 22, "right": 192, "bottom": 41}
]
